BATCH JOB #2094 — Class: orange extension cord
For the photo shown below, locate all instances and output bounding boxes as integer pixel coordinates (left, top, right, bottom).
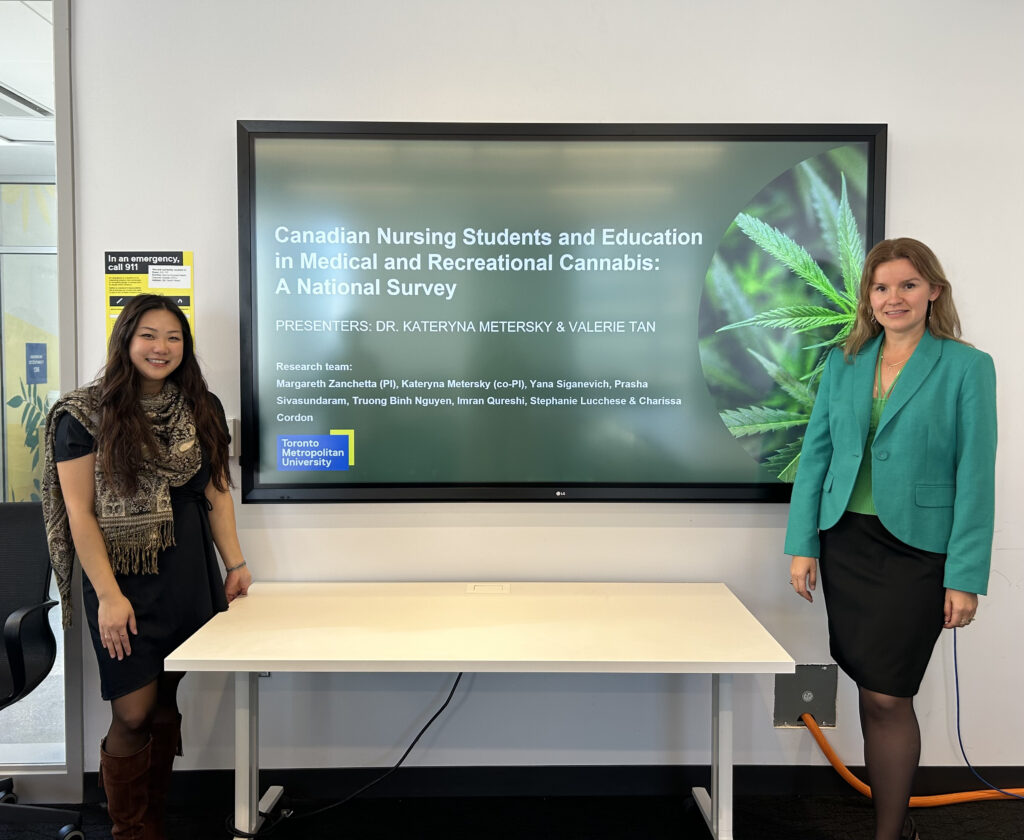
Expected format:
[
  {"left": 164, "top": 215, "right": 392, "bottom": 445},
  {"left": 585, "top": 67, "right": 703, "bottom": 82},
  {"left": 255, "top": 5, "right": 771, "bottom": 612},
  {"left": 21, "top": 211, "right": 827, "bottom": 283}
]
[{"left": 799, "top": 713, "right": 1024, "bottom": 807}]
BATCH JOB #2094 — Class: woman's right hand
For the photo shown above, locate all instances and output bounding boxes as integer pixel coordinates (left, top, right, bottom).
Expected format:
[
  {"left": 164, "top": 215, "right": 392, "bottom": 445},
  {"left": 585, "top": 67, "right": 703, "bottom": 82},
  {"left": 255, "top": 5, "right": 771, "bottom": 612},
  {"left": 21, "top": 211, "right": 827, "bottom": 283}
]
[
  {"left": 57, "top": 452, "right": 138, "bottom": 659},
  {"left": 97, "top": 590, "right": 137, "bottom": 660},
  {"left": 789, "top": 555, "right": 818, "bottom": 603}
]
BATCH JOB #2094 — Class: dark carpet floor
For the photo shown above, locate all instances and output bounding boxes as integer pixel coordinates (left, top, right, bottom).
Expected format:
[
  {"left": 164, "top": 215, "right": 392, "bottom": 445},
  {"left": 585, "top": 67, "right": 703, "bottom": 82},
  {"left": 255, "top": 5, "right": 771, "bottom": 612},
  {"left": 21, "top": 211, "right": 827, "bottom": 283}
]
[{"left": 2, "top": 794, "right": 1021, "bottom": 840}]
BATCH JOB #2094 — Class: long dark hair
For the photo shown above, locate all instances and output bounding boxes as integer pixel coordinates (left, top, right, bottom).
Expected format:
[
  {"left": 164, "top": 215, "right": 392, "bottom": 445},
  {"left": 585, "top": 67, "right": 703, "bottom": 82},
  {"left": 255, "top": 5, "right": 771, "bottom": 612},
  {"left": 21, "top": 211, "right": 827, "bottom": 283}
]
[
  {"left": 97, "top": 295, "right": 232, "bottom": 493},
  {"left": 844, "top": 237, "right": 964, "bottom": 359}
]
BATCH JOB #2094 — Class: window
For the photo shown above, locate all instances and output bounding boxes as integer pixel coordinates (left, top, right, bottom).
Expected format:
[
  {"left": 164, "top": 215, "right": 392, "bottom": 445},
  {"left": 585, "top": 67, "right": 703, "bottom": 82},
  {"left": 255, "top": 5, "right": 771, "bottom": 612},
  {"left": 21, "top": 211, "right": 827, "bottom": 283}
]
[{"left": 1, "top": 183, "right": 59, "bottom": 502}]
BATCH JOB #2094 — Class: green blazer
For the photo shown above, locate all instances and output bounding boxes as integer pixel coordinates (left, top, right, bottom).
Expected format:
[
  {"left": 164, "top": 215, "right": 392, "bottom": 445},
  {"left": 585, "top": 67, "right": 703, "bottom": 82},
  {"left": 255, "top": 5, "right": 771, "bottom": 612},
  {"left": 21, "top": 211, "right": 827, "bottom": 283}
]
[{"left": 784, "top": 331, "right": 997, "bottom": 595}]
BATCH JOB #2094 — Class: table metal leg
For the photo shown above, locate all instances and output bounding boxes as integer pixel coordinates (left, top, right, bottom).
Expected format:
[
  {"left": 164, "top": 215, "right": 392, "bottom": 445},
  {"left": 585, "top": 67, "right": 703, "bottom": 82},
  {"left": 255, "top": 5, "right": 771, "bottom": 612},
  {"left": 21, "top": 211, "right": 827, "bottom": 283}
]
[
  {"left": 234, "top": 672, "right": 284, "bottom": 836},
  {"left": 692, "top": 673, "right": 734, "bottom": 839},
  {"left": 235, "top": 672, "right": 259, "bottom": 834}
]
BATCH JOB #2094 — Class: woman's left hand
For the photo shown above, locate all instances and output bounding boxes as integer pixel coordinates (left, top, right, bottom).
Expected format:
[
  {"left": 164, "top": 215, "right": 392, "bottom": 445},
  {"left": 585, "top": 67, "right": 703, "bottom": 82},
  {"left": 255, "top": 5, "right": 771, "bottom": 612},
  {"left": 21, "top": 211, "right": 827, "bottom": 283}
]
[
  {"left": 205, "top": 480, "right": 251, "bottom": 604},
  {"left": 225, "top": 564, "right": 252, "bottom": 603},
  {"left": 944, "top": 588, "right": 978, "bottom": 629}
]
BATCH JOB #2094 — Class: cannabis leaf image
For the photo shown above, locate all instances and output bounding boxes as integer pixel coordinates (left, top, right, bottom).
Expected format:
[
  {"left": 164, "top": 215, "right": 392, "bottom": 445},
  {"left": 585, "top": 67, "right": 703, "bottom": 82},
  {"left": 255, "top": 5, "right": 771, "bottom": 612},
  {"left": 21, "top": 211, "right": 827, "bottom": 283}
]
[{"left": 698, "top": 154, "right": 868, "bottom": 482}]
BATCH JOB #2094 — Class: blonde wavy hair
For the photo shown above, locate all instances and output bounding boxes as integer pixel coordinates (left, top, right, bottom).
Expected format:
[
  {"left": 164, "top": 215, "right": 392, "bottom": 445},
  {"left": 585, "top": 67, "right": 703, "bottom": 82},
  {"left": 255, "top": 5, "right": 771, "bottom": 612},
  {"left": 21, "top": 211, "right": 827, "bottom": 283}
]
[{"left": 843, "top": 237, "right": 964, "bottom": 360}]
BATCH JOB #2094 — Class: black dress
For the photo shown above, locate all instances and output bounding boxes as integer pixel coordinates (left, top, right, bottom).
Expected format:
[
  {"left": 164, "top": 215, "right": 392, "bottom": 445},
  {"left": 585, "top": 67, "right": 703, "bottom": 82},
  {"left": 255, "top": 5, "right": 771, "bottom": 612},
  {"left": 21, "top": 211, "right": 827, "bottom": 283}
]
[{"left": 54, "top": 411, "right": 228, "bottom": 700}]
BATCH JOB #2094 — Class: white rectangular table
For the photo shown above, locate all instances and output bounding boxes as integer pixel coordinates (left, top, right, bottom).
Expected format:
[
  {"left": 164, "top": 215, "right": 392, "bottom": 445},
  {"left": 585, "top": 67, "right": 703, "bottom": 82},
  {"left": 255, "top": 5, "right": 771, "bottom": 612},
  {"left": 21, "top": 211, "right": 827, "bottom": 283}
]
[{"left": 166, "top": 581, "right": 794, "bottom": 839}]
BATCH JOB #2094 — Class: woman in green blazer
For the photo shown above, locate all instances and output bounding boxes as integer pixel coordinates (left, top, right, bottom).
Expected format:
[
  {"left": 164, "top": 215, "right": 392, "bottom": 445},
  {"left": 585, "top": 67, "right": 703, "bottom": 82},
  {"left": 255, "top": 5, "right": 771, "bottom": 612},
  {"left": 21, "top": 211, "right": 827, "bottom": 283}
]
[{"left": 785, "top": 238, "right": 996, "bottom": 840}]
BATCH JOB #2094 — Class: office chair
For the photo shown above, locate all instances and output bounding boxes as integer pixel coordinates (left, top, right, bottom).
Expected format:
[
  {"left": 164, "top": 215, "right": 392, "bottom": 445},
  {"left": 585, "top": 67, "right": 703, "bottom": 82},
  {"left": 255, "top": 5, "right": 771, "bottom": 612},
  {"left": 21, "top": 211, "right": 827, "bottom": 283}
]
[{"left": 0, "top": 501, "right": 83, "bottom": 839}]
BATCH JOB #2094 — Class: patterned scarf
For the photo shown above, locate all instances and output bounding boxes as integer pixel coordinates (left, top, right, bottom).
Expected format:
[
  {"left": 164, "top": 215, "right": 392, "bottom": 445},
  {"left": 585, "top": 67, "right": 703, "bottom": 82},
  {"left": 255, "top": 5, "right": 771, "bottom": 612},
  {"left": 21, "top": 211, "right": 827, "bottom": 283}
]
[{"left": 41, "top": 381, "right": 201, "bottom": 627}]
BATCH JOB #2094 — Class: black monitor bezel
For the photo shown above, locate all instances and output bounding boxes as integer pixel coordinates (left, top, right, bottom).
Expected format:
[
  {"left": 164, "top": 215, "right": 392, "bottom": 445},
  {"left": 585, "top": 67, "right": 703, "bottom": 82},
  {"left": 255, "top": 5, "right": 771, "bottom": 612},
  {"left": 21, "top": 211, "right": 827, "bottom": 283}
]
[{"left": 238, "top": 121, "right": 887, "bottom": 503}]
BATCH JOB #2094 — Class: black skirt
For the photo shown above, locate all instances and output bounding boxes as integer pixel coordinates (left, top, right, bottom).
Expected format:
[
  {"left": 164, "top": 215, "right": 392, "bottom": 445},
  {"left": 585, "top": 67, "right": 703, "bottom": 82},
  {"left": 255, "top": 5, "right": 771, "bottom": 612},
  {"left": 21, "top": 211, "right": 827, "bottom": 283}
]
[{"left": 819, "top": 512, "right": 946, "bottom": 697}]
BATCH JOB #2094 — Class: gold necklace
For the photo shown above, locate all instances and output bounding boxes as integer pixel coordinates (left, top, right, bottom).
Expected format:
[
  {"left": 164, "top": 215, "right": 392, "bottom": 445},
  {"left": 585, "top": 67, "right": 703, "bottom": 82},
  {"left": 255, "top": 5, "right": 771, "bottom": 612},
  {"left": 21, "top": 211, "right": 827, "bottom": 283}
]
[
  {"left": 876, "top": 352, "right": 904, "bottom": 400},
  {"left": 880, "top": 352, "right": 909, "bottom": 369}
]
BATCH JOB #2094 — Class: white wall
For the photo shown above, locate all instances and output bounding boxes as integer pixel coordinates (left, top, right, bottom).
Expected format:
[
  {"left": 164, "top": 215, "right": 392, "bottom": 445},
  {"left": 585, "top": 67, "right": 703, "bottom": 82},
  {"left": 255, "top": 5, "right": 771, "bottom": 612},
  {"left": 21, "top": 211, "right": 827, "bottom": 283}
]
[{"left": 70, "top": 0, "right": 1024, "bottom": 772}]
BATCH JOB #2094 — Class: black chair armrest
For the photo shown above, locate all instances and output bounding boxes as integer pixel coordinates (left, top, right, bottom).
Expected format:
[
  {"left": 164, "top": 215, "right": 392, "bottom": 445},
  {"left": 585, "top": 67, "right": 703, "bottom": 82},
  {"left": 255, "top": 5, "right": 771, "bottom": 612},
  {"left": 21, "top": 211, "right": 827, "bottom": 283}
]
[{"left": 3, "top": 599, "right": 58, "bottom": 705}]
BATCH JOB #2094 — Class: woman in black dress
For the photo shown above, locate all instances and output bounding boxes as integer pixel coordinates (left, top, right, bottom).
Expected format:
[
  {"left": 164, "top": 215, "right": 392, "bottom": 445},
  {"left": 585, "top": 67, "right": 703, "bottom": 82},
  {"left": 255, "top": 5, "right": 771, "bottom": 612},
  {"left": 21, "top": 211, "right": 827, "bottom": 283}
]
[{"left": 42, "top": 295, "right": 252, "bottom": 840}]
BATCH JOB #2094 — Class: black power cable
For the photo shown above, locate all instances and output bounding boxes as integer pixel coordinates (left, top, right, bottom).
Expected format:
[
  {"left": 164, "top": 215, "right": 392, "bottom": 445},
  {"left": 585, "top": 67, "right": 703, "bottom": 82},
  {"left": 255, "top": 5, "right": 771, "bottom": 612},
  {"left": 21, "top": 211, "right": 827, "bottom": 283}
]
[{"left": 226, "top": 672, "right": 464, "bottom": 837}]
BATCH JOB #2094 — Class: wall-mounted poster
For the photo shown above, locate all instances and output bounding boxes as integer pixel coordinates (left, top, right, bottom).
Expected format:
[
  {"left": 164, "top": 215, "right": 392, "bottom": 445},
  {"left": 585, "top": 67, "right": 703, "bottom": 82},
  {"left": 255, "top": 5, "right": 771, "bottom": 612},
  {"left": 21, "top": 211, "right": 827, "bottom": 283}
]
[{"left": 104, "top": 251, "right": 194, "bottom": 341}]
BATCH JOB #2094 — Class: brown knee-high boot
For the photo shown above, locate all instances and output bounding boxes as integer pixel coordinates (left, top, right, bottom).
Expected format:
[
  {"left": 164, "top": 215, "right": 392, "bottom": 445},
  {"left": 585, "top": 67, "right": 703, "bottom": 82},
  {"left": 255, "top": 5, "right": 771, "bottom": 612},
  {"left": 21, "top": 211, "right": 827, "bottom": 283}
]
[
  {"left": 100, "top": 738, "right": 151, "bottom": 840},
  {"left": 144, "top": 713, "right": 182, "bottom": 840}
]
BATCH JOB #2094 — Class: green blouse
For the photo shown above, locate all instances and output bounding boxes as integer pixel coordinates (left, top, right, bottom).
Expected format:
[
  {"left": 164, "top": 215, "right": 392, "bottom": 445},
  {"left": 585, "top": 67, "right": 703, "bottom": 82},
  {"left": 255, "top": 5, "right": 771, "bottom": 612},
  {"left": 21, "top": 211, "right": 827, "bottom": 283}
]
[
  {"left": 847, "top": 349, "right": 903, "bottom": 515},
  {"left": 846, "top": 396, "right": 886, "bottom": 514}
]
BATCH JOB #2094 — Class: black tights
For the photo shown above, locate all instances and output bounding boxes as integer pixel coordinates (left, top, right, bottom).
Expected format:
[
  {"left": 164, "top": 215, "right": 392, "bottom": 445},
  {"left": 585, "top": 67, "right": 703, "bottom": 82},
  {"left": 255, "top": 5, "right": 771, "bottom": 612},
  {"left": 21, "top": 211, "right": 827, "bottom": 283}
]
[
  {"left": 859, "top": 686, "right": 918, "bottom": 840},
  {"left": 105, "top": 672, "right": 185, "bottom": 756}
]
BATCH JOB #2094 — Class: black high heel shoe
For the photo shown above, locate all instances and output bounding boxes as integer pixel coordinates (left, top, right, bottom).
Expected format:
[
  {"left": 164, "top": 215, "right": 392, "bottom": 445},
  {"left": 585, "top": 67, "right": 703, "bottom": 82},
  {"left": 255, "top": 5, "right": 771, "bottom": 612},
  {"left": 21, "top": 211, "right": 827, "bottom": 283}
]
[{"left": 902, "top": 815, "right": 921, "bottom": 839}]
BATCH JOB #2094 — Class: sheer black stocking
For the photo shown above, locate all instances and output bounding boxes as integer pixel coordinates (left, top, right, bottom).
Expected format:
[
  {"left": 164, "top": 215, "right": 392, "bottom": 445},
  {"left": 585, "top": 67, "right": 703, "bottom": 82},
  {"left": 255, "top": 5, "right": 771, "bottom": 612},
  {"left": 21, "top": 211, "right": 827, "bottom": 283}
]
[
  {"left": 154, "top": 671, "right": 185, "bottom": 725},
  {"left": 859, "top": 686, "right": 919, "bottom": 840},
  {"left": 105, "top": 671, "right": 186, "bottom": 756}
]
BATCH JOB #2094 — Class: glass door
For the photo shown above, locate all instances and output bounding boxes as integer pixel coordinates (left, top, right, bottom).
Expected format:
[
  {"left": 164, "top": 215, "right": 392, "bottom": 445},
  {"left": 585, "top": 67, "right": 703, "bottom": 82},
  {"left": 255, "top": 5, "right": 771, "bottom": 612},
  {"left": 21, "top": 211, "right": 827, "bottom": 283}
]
[{"left": 0, "top": 0, "right": 81, "bottom": 803}]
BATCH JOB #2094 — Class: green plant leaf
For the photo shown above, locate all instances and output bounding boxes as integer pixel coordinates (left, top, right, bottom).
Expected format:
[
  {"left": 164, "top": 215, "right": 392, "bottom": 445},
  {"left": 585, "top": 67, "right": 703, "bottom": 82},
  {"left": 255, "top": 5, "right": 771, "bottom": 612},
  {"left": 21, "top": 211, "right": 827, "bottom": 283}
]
[
  {"left": 712, "top": 161, "right": 867, "bottom": 474},
  {"left": 796, "top": 347, "right": 839, "bottom": 385},
  {"left": 805, "top": 321, "right": 853, "bottom": 344},
  {"left": 836, "top": 175, "right": 865, "bottom": 301},
  {"left": 764, "top": 437, "right": 804, "bottom": 483},
  {"left": 7, "top": 395, "right": 24, "bottom": 408},
  {"left": 720, "top": 405, "right": 809, "bottom": 437},
  {"left": 698, "top": 342, "right": 761, "bottom": 396},
  {"left": 707, "top": 253, "right": 757, "bottom": 327},
  {"left": 747, "top": 350, "right": 816, "bottom": 409},
  {"left": 735, "top": 213, "right": 845, "bottom": 307},
  {"left": 800, "top": 161, "right": 840, "bottom": 256},
  {"left": 719, "top": 305, "right": 852, "bottom": 333}
]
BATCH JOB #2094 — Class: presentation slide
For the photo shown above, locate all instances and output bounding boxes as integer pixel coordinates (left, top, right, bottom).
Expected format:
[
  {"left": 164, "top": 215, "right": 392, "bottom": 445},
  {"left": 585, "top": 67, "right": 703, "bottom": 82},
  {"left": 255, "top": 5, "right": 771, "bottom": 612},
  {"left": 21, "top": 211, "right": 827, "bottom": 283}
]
[{"left": 241, "top": 127, "right": 882, "bottom": 500}]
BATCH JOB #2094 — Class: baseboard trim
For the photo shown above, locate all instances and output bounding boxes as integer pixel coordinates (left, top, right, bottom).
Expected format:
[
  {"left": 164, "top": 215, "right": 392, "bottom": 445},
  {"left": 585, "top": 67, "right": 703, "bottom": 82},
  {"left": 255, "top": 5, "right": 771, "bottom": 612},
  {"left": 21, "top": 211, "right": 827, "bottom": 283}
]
[{"left": 82, "top": 764, "right": 1024, "bottom": 806}]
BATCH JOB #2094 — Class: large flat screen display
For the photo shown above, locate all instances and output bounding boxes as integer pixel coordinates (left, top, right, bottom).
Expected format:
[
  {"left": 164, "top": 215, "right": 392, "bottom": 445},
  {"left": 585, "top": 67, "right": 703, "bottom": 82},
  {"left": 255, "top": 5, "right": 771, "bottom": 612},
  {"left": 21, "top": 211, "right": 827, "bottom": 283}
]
[{"left": 238, "top": 122, "right": 886, "bottom": 502}]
